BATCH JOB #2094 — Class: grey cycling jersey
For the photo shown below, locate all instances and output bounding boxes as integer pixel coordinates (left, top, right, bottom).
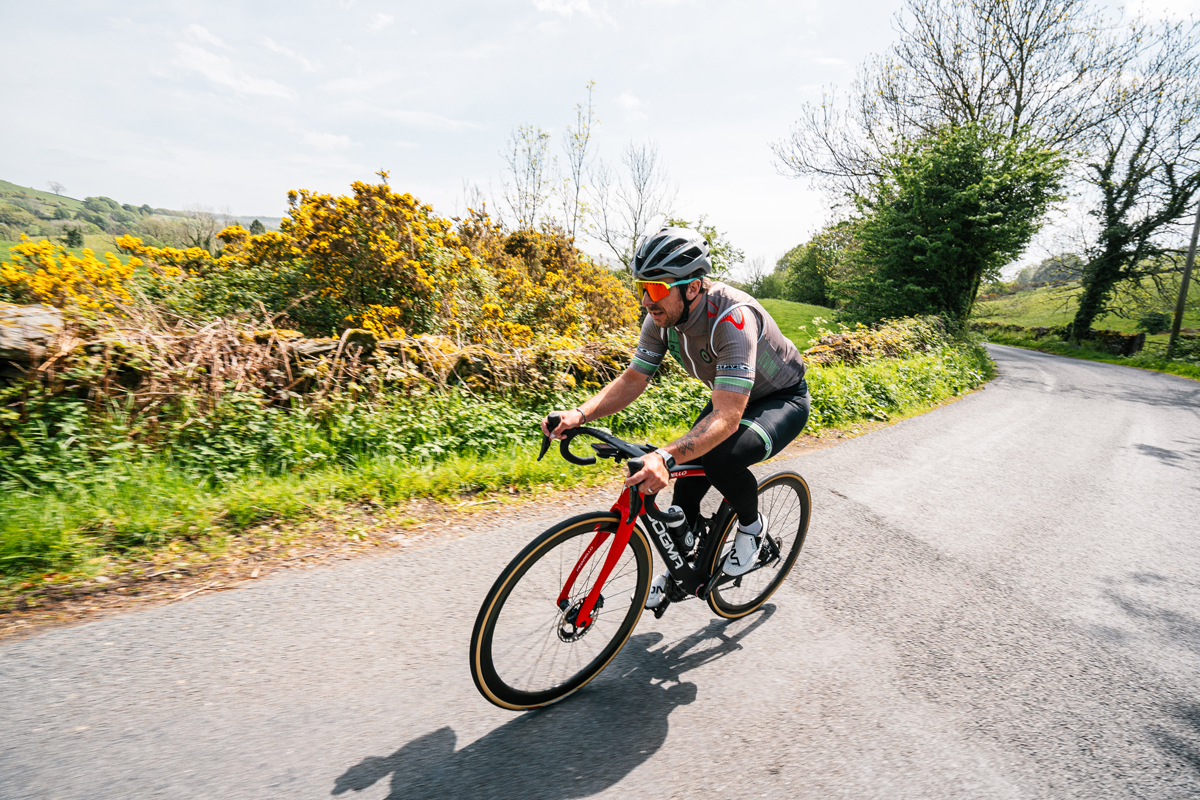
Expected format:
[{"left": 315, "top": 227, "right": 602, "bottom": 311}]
[{"left": 629, "top": 282, "right": 806, "bottom": 401}]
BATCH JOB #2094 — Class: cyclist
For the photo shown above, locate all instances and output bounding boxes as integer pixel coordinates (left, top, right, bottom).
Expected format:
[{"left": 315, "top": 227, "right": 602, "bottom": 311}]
[{"left": 543, "top": 227, "right": 810, "bottom": 607}]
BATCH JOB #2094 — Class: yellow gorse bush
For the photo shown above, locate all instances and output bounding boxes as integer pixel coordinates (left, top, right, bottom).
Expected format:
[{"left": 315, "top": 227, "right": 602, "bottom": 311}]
[
  {"left": 0, "top": 237, "right": 141, "bottom": 310},
  {"left": 44, "top": 175, "right": 639, "bottom": 343},
  {"left": 355, "top": 305, "right": 408, "bottom": 339},
  {"left": 457, "top": 213, "right": 638, "bottom": 341},
  {"left": 279, "top": 172, "right": 473, "bottom": 325},
  {"left": 114, "top": 235, "right": 216, "bottom": 275}
]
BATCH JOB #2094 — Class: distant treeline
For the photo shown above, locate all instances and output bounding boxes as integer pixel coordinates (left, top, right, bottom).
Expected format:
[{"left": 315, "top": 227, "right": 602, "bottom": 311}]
[{"left": 0, "top": 179, "right": 281, "bottom": 250}]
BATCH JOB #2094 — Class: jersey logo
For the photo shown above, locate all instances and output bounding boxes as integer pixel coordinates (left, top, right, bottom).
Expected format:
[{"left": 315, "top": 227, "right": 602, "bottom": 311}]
[
  {"left": 721, "top": 309, "right": 746, "bottom": 330},
  {"left": 700, "top": 348, "right": 712, "bottom": 363},
  {"left": 707, "top": 299, "right": 718, "bottom": 319}
]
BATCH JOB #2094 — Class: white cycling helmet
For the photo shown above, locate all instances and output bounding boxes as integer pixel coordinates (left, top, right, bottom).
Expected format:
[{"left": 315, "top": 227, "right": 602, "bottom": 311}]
[{"left": 631, "top": 227, "right": 712, "bottom": 281}]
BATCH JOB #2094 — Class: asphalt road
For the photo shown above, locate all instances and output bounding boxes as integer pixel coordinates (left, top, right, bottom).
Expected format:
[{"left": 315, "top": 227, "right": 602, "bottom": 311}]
[{"left": 3, "top": 344, "right": 1199, "bottom": 799}]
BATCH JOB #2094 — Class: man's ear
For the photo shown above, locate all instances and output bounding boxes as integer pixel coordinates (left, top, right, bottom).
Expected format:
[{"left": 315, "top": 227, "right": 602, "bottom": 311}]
[{"left": 687, "top": 280, "right": 702, "bottom": 301}]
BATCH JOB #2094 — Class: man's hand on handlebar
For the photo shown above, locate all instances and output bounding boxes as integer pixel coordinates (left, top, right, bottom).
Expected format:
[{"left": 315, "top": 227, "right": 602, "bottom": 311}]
[
  {"left": 541, "top": 409, "right": 586, "bottom": 440},
  {"left": 624, "top": 451, "right": 670, "bottom": 495}
]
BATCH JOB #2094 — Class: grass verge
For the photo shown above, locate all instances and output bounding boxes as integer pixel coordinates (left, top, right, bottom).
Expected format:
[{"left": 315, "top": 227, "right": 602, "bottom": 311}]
[{"left": 0, "top": 424, "right": 687, "bottom": 586}]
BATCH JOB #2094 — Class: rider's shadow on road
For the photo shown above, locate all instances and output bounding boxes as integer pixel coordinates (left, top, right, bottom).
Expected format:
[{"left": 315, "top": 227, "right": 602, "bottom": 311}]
[{"left": 332, "top": 607, "right": 774, "bottom": 800}]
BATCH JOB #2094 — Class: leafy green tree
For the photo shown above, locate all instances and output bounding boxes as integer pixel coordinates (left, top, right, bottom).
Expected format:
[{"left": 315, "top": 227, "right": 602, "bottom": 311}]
[
  {"left": 778, "top": 221, "right": 862, "bottom": 307},
  {"left": 664, "top": 214, "right": 744, "bottom": 278},
  {"left": 83, "top": 196, "right": 121, "bottom": 214},
  {"left": 1015, "top": 254, "right": 1082, "bottom": 285},
  {"left": 61, "top": 227, "right": 84, "bottom": 248},
  {"left": 841, "top": 122, "right": 1065, "bottom": 325},
  {"left": 249, "top": 218, "right": 266, "bottom": 235}
]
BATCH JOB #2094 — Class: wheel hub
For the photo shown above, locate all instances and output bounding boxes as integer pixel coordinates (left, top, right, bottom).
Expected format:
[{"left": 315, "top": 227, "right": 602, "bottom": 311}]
[{"left": 557, "top": 594, "right": 604, "bottom": 642}]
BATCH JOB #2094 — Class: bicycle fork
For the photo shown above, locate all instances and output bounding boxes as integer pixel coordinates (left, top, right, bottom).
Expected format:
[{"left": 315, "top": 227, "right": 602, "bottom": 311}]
[{"left": 555, "top": 488, "right": 637, "bottom": 629}]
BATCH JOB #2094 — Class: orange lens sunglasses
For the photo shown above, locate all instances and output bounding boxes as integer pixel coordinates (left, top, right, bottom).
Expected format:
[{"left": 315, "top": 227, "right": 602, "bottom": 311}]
[{"left": 634, "top": 278, "right": 692, "bottom": 303}]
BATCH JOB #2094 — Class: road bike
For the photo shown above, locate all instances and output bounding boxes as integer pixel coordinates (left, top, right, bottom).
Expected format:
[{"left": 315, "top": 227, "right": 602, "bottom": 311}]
[{"left": 469, "top": 413, "right": 811, "bottom": 710}]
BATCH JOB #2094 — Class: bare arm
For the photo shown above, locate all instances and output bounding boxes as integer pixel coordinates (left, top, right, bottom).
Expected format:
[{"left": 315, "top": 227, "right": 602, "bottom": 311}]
[
  {"left": 542, "top": 367, "right": 651, "bottom": 439},
  {"left": 624, "top": 389, "right": 750, "bottom": 494}
]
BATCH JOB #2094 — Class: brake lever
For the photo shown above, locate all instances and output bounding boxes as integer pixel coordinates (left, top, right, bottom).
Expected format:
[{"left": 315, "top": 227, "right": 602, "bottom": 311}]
[
  {"left": 537, "top": 411, "right": 561, "bottom": 462},
  {"left": 625, "top": 458, "right": 645, "bottom": 523}
]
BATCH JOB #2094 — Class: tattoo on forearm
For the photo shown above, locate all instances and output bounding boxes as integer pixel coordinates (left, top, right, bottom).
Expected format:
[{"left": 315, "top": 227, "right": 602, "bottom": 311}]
[{"left": 676, "top": 414, "right": 720, "bottom": 458}]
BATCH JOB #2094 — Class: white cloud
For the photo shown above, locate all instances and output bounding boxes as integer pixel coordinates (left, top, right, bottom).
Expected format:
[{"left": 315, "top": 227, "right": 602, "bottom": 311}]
[
  {"left": 380, "top": 109, "right": 485, "bottom": 130},
  {"left": 187, "top": 24, "right": 229, "bottom": 49},
  {"left": 303, "top": 131, "right": 355, "bottom": 149},
  {"left": 264, "top": 37, "right": 320, "bottom": 72},
  {"left": 533, "top": 0, "right": 592, "bottom": 17},
  {"left": 369, "top": 13, "right": 395, "bottom": 30},
  {"left": 619, "top": 91, "right": 647, "bottom": 120},
  {"left": 1134, "top": 0, "right": 1200, "bottom": 18},
  {"left": 174, "top": 43, "right": 296, "bottom": 98}
]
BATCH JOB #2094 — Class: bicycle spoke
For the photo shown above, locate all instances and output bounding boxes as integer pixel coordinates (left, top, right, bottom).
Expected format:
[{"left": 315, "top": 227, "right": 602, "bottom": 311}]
[
  {"left": 486, "top": 520, "right": 645, "bottom": 696},
  {"left": 710, "top": 476, "right": 808, "bottom": 614}
]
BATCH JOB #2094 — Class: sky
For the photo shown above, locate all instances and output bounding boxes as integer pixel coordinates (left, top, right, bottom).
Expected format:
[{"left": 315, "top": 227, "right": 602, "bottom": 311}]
[{"left": 4, "top": 0, "right": 1197, "bottom": 274}]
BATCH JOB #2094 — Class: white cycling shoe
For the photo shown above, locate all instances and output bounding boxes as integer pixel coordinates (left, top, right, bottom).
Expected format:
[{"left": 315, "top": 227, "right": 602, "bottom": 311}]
[
  {"left": 644, "top": 572, "right": 670, "bottom": 609},
  {"left": 723, "top": 513, "right": 768, "bottom": 577}
]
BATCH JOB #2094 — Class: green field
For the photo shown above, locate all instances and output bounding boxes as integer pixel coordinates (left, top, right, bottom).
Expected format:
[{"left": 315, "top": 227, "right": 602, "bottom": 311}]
[
  {"left": 757, "top": 298, "right": 831, "bottom": 350},
  {"left": 972, "top": 280, "right": 1199, "bottom": 342},
  {"left": 0, "top": 179, "right": 85, "bottom": 211}
]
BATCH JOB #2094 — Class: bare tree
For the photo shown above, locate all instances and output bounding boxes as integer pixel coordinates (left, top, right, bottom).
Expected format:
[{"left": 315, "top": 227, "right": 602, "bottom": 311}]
[
  {"left": 589, "top": 140, "right": 677, "bottom": 271},
  {"left": 182, "top": 204, "right": 232, "bottom": 254},
  {"left": 773, "top": 0, "right": 1140, "bottom": 199},
  {"left": 560, "top": 81, "right": 598, "bottom": 241},
  {"left": 500, "top": 125, "right": 554, "bottom": 230},
  {"left": 1071, "top": 19, "right": 1200, "bottom": 337},
  {"left": 46, "top": 181, "right": 65, "bottom": 196},
  {"left": 456, "top": 178, "right": 490, "bottom": 219},
  {"left": 740, "top": 256, "right": 769, "bottom": 293}
]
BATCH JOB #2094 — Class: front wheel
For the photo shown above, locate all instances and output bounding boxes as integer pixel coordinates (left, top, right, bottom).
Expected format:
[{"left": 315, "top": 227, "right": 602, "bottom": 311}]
[
  {"left": 706, "top": 471, "right": 811, "bottom": 619},
  {"left": 469, "top": 512, "right": 653, "bottom": 710}
]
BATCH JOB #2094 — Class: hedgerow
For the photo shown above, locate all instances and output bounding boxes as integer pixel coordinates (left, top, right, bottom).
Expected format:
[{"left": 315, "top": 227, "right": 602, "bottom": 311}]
[{"left": 0, "top": 173, "right": 994, "bottom": 581}]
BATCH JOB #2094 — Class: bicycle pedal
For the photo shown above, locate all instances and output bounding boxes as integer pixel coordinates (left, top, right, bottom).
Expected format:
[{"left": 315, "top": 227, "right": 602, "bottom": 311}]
[{"left": 652, "top": 598, "right": 671, "bottom": 619}]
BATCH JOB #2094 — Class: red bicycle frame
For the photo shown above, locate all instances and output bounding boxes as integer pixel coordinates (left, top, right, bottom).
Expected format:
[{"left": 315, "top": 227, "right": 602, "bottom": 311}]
[{"left": 556, "top": 466, "right": 708, "bottom": 628}]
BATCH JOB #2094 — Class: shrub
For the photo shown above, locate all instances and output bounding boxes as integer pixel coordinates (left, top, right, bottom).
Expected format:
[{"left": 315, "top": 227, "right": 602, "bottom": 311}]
[
  {"left": 1137, "top": 311, "right": 1172, "bottom": 334},
  {"left": 0, "top": 238, "right": 142, "bottom": 310},
  {"left": 802, "top": 316, "right": 950, "bottom": 365},
  {"left": 119, "top": 177, "right": 638, "bottom": 343}
]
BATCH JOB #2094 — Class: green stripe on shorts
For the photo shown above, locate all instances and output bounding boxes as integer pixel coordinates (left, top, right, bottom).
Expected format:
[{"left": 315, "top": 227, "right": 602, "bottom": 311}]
[{"left": 739, "top": 419, "right": 773, "bottom": 454}]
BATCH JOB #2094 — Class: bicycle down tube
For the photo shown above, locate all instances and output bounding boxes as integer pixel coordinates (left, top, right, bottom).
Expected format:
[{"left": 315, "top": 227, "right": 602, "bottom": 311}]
[{"left": 557, "top": 468, "right": 735, "bottom": 628}]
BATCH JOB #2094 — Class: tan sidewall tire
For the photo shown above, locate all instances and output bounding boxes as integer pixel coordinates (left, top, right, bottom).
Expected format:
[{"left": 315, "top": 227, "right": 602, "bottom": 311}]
[
  {"left": 705, "top": 472, "right": 811, "bottom": 619},
  {"left": 469, "top": 512, "right": 653, "bottom": 710}
]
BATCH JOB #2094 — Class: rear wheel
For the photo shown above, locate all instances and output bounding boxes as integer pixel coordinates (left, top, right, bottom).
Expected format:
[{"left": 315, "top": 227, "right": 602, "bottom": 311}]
[
  {"left": 706, "top": 472, "right": 810, "bottom": 619},
  {"left": 470, "top": 512, "right": 652, "bottom": 710}
]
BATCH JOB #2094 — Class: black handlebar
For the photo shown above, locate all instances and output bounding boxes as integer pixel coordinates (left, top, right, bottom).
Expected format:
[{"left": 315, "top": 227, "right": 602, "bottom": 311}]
[
  {"left": 539, "top": 411, "right": 647, "bottom": 465},
  {"left": 540, "top": 413, "right": 685, "bottom": 527}
]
